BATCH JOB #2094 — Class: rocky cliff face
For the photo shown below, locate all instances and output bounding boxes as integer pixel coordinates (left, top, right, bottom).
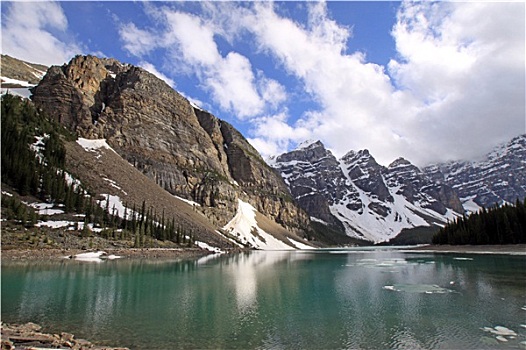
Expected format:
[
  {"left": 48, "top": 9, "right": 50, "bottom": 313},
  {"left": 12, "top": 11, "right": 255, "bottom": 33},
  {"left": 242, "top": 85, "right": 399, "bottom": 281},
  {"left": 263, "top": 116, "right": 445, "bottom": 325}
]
[
  {"left": 273, "top": 141, "right": 463, "bottom": 242},
  {"left": 424, "top": 134, "right": 526, "bottom": 212},
  {"left": 31, "top": 55, "right": 310, "bottom": 238},
  {"left": 273, "top": 141, "right": 347, "bottom": 230}
]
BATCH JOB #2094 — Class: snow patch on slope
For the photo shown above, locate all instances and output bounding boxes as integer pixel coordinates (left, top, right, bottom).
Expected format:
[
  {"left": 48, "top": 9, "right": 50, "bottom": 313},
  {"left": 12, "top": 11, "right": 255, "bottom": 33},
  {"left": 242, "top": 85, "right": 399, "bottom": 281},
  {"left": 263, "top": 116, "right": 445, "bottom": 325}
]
[
  {"left": 330, "top": 188, "right": 429, "bottom": 243},
  {"left": 77, "top": 138, "right": 116, "bottom": 153},
  {"left": 195, "top": 241, "right": 224, "bottom": 254},
  {"left": 98, "top": 194, "right": 134, "bottom": 220},
  {"left": 223, "top": 199, "right": 294, "bottom": 250},
  {"left": 1, "top": 76, "right": 35, "bottom": 87},
  {"left": 463, "top": 196, "right": 483, "bottom": 214}
]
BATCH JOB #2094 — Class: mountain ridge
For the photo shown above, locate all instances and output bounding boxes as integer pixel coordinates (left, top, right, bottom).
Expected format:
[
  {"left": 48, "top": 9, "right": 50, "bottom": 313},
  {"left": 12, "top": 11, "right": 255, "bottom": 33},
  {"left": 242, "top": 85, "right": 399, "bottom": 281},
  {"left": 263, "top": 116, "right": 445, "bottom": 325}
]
[
  {"left": 273, "top": 135, "right": 525, "bottom": 243},
  {"left": 3, "top": 54, "right": 314, "bottom": 250},
  {"left": 2, "top": 54, "right": 524, "bottom": 246}
]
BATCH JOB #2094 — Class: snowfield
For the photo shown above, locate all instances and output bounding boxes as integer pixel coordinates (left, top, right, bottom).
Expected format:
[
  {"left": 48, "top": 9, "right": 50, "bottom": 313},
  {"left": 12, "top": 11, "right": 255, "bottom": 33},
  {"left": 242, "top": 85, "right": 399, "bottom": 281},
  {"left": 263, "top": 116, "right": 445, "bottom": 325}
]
[
  {"left": 223, "top": 199, "right": 299, "bottom": 250},
  {"left": 77, "top": 138, "right": 116, "bottom": 153},
  {"left": 195, "top": 241, "right": 224, "bottom": 254}
]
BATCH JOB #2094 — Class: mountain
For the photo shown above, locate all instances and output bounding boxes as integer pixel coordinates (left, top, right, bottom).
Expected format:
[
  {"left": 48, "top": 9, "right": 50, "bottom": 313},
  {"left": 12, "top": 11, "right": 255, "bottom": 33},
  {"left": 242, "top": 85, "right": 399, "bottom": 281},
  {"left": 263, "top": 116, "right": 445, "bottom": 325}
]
[
  {"left": 273, "top": 141, "right": 463, "bottom": 243},
  {"left": 3, "top": 54, "right": 313, "bottom": 250},
  {"left": 274, "top": 135, "right": 525, "bottom": 243},
  {"left": 424, "top": 134, "right": 526, "bottom": 213},
  {"left": 0, "top": 54, "right": 47, "bottom": 88},
  {"left": 4, "top": 54, "right": 523, "bottom": 248}
]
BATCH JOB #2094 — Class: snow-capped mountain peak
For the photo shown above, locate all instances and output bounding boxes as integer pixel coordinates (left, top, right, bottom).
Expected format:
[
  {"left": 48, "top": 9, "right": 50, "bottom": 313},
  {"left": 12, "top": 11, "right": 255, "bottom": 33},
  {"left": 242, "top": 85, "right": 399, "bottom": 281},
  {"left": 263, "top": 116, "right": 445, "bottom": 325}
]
[
  {"left": 273, "top": 140, "right": 464, "bottom": 243},
  {"left": 274, "top": 135, "right": 524, "bottom": 243},
  {"left": 296, "top": 139, "right": 322, "bottom": 150},
  {"left": 424, "top": 134, "right": 525, "bottom": 211}
]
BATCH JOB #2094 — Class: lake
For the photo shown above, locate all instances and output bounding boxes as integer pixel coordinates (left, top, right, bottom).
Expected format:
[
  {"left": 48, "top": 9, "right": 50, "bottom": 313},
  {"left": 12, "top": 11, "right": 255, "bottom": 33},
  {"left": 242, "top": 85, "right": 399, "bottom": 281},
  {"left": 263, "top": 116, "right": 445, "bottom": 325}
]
[{"left": 2, "top": 248, "right": 526, "bottom": 349}]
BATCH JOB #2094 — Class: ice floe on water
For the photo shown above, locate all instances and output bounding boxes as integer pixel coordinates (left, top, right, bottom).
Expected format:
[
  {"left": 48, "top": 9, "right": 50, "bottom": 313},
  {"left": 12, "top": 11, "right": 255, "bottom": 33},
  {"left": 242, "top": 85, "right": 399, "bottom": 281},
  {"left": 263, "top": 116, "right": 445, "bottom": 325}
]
[
  {"left": 481, "top": 325, "right": 521, "bottom": 344},
  {"left": 487, "top": 326, "right": 517, "bottom": 336},
  {"left": 346, "top": 257, "right": 435, "bottom": 270},
  {"left": 382, "top": 284, "right": 454, "bottom": 294}
]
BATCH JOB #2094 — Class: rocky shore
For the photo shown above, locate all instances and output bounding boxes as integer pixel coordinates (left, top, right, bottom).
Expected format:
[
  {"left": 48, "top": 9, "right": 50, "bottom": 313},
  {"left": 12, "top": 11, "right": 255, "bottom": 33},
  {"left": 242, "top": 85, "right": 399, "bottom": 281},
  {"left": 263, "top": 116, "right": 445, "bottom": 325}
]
[
  {"left": 1, "top": 247, "right": 212, "bottom": 261},
  {"left": 1, "top": 322, "right": 128, "bottom": 350}
]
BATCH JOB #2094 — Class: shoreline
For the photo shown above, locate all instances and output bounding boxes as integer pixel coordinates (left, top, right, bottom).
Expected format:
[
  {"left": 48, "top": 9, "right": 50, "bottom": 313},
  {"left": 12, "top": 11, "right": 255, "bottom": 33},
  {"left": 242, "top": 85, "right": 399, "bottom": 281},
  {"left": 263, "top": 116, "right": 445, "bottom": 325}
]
[
  {"left": 2, "top": 244, "right": 524, "bottom": 261},
  {"left": 404, "top": 244, "right": 526, "bottom": 255},
  {"left": 0, "top": 247, "right": 213, "bottom": 261}
]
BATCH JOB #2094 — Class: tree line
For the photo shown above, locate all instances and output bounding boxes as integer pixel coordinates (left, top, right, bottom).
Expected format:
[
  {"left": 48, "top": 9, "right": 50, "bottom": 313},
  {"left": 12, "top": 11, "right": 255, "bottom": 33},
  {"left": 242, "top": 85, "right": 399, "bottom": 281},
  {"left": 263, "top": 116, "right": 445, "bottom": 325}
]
[
  {"left": 432, "top": 198, "right": 526, "bottom": 245},
  {"left": 1, "top": 93, "right": 194, "bottom": 247}
]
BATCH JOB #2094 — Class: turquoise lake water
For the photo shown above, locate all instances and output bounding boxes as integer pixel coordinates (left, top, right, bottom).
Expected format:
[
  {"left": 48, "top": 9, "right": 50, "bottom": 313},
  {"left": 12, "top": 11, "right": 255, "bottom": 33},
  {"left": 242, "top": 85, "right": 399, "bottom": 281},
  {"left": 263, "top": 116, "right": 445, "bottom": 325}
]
[{"left": 2, "top": 249, "right": 526, "bottom": 349}]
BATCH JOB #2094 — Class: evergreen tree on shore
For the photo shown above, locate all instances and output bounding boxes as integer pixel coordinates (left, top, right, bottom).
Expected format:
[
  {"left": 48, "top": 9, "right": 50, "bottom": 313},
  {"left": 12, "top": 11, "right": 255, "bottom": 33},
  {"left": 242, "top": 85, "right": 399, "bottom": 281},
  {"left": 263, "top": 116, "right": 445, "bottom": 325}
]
[
  {"left": 432, "top": 199, "right": 526, "bottom": 245},
  {"left": 2, "top": 93, "right": 195, "bottom": 248}
]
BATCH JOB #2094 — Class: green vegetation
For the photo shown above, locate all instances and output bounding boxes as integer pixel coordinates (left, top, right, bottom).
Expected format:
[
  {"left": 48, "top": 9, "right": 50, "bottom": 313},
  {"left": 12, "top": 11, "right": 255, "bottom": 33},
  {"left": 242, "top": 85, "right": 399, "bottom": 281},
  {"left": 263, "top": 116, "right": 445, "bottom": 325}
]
[
  {"left": 309, "top": 221, "right": 369, "bottom": 246},
  {"left": 380, "top": 226, "right": 438, "bottom": 245},
  {"left": 1, "top": 93, "right": 194, "bottom": 248},
  {"left": 432, "top": 199, "right": 526, "bottom": 245}
]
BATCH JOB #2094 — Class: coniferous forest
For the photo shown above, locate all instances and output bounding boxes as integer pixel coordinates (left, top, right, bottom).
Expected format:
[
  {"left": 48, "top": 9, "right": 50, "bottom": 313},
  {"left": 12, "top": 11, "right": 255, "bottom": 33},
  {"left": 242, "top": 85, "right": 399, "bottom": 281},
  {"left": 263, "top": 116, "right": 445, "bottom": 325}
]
[
  {"left": 1, "top": 93, "right": 194, "bottom": 247},
  {"left": 432, "top": 199, "right": 526, "bottom": 245}
]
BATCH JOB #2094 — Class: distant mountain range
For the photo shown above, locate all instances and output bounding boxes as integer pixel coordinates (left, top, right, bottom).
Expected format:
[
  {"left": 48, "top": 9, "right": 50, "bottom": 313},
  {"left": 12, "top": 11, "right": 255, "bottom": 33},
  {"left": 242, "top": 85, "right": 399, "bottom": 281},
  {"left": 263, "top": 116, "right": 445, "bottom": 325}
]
[
  {"left": 1, "top": 54, "right": 524, "bottom": 246},
  {"left": 271, "top": 135, "right": 525, "bottom": 243}
]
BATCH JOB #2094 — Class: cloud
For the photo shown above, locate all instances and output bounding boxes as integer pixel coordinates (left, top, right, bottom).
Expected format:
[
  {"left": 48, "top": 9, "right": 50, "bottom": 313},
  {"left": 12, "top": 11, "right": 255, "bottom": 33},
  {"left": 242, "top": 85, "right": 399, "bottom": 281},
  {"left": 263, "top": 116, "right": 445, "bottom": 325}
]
[
  {"left": 239, "top": 2, "right": 413, "bottom": 163},
  {"left": 257, "top": 73, "right": 287, "bottom": 109},
  {"left": 163, "top": 11, "right": 221, "bottom": 67},
  {"left": 1, "top": 1, "right": 81, "bottom": 66},
  {"left": 119, "top": 6, "right": 286, "bottom": 120},
  {"left": 119, "top": 23, "right": 158, "bottom": 57},
  {"left": 388, "top": 1, "right": 525, "bottom": 163},
  {"left": 237, "top": 1, "right": 524, "bottom": 166},
  {"left": 117, "top": 1, "right": 524, "bottom": 166},
  {"left": 248, "top": 111, "right": 312, "bottom": 159}
]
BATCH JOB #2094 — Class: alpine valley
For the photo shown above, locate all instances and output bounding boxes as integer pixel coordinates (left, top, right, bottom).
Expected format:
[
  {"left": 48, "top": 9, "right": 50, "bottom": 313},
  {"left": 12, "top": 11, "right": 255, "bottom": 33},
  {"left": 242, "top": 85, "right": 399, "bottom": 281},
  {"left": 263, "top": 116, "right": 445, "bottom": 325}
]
[{"left": 2, "top": 54, "right": 525, "bottom": 248}]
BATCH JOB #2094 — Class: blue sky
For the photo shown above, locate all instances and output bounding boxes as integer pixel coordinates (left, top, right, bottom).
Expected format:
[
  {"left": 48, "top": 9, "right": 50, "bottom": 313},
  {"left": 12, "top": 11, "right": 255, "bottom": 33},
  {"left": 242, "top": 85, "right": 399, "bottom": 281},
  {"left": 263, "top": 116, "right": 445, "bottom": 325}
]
[{"left": 2, "top": 1, "right": 525, "bottom": 166}]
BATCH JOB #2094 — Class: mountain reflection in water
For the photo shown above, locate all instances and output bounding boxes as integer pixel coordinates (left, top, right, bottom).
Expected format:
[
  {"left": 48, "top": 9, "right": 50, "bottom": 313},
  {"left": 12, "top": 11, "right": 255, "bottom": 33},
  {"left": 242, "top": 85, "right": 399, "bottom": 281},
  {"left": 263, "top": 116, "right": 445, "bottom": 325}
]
[{"left": 2, "top": 249, "right": 525, "bottom": 349}]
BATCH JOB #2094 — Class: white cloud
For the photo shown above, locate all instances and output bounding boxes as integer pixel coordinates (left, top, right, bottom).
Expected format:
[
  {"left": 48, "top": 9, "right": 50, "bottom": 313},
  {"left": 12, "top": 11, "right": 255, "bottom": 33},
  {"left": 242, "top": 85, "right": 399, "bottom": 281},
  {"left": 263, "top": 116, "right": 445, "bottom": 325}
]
[
  {"left": 248, "top": 112, "right": 311, "bottom": 159},
  {"left": 118, "top": 1, "right": 524, "bottom": 167},
  {"left": 118, "top": 23, "right": 158, "bottom": 57},
  {"left": 239, "top": 2, "right": 413, "bottom": 163},
  {"left": 1, "top": 1, "right": 81, "bottom": 66},
  {"left": 238, "top": 1, "right": 524, "bottom": 166},
  {"left": 388, "top": 1, "right": 525, "bottom": 164},
  {"left": 163, "top": 11, "right": 221, "bottom": 67},
  {"left": 257, "top": 73, "right": 287, "bottom": 108},
  {"left": 119, "top": 7, "right": 286, "bottom": 120}
]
